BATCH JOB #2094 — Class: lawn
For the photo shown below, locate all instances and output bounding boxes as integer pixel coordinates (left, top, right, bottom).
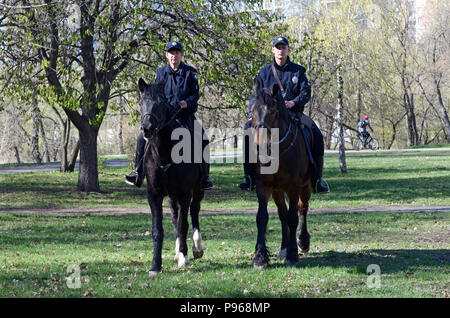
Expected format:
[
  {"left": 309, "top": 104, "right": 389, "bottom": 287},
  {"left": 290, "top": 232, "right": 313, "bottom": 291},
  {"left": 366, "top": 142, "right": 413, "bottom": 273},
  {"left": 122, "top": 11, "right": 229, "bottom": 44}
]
[
  {"left": 0, "top": 149, "right": 449, "bottom": 211},
  {"left": 0, "top": 211, "right": 448, "bottom": 297}
]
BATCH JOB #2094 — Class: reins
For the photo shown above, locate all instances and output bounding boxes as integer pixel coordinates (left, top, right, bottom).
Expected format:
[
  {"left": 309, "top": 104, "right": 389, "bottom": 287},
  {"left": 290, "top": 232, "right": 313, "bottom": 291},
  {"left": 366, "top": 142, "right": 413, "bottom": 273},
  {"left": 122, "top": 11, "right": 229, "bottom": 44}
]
[{"left": 139, "top": 108, "right": 182, "bottom": 172}]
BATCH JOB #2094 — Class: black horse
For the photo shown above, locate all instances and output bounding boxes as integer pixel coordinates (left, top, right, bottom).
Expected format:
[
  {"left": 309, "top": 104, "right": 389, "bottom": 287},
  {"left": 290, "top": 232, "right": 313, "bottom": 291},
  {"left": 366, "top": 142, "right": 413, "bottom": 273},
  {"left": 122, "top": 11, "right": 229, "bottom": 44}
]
[
  {"left": 251, "top": 81, "right": 313, "bottom": 269},
  {"left": 138, "top": 78, "right": 205, "bottom": 276}
]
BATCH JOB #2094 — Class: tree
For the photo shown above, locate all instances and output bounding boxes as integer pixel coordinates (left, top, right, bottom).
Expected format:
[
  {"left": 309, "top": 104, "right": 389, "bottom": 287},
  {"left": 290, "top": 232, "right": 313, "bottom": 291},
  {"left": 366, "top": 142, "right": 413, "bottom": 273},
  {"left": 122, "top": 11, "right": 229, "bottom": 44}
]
[{"left": 0, "top": 0, "right": 281, "bottom": 192}]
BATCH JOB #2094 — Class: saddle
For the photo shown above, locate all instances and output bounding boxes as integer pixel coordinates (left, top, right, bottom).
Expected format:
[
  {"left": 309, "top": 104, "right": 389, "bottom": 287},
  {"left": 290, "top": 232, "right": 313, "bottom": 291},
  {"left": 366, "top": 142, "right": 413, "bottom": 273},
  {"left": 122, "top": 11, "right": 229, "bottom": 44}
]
[{"left": 291, "top": 112, "right": 314, "bottom": 152}]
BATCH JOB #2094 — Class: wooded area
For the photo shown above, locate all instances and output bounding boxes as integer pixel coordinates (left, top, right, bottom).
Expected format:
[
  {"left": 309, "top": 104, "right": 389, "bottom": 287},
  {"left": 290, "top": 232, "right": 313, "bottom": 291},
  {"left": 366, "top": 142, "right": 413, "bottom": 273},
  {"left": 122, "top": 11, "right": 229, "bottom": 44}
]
[{"left": 0, "top": 0, "right": 448, "bottom": 191}]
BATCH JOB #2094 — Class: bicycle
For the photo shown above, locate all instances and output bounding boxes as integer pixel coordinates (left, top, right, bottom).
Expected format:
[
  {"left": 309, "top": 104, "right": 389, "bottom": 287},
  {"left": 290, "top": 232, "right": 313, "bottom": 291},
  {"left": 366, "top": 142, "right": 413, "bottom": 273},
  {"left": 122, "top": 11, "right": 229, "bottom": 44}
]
[{"left": 355, "top": 134, "right": 379, "bottom": 150}]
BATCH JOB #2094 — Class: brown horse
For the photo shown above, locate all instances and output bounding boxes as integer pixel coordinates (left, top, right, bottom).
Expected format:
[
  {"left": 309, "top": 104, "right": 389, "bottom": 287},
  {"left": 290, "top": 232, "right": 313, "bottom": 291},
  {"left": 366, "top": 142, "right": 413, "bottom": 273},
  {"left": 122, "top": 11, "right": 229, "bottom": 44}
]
[{"left": 251, "top": 80, "right": 312, "bottom": 269}]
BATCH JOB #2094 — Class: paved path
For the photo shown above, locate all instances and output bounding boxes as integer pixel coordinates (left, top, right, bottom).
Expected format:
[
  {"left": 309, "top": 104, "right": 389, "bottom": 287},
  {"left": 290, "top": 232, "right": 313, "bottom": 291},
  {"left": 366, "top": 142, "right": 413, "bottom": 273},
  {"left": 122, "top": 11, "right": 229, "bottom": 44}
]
[{"left": 1, "top": 148, "right": 448, "bottom": 174}]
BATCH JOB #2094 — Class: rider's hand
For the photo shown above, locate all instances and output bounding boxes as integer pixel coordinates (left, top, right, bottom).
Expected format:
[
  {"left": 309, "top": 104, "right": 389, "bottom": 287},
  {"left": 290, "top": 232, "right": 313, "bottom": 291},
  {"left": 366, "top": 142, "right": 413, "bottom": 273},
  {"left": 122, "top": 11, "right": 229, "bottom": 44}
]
[
  {"left": 179, "top": 100, "right": 187, "bottom": 109},
  {"left": 285, "top": 100, "right": 295, "bottom": 109}
]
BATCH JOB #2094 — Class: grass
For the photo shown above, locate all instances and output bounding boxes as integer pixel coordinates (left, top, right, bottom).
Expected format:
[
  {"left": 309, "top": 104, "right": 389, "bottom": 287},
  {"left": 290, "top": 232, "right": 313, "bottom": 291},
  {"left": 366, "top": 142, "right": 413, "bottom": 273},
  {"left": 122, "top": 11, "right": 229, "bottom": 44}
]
[
  {"left": 0, "top": 149, "right": 449, "bottom": 211},
  {"left": 0, "top": 211, "right": 448, "bottom": 297},
  {"left": 408, "top": 144, "right": 450, "bottom": 149}
]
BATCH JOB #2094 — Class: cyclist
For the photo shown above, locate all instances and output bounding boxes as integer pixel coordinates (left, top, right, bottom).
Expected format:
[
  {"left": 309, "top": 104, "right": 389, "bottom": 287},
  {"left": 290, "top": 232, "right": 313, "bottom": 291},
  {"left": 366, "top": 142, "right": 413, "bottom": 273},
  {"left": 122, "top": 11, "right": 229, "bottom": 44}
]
[{"left": 357, "top": 116, "right": 373, "bottom": 147}]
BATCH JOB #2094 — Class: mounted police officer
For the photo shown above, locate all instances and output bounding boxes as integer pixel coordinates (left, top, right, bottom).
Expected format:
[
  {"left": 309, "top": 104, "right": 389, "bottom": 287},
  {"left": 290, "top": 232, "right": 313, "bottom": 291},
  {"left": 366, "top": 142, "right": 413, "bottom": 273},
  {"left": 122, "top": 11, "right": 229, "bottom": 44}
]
[
  {"left": 239, "top": 36, "right": 329, "bottom": 194},
  {"left": 125, "top": 41, "right": 213, "bottom": 190}
]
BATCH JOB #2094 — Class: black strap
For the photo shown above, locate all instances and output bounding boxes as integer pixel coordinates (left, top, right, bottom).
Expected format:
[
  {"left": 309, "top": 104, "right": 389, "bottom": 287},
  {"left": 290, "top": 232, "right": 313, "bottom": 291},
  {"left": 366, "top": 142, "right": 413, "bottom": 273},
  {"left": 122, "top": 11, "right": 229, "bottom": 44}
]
[{"left": 271, "top": 64, "right": 286, "bottom": 99}]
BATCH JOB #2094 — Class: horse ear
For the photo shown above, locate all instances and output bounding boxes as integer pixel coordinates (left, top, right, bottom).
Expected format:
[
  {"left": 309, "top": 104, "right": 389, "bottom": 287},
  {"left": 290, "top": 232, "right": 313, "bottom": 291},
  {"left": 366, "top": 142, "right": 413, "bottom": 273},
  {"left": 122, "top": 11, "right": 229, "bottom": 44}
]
[{"left": 138, "top": 78, "right": 147, "bottom": 93}]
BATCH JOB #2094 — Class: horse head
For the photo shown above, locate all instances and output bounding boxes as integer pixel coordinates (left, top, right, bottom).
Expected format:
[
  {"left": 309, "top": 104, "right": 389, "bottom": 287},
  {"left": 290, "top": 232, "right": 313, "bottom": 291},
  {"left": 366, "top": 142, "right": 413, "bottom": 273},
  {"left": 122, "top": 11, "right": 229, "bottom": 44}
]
[
  {"left": 138, "top": 78, "right": 169, "bottom": 140},
  {"left": 251, "top": 79, "right": 287, "bottom": 145}
]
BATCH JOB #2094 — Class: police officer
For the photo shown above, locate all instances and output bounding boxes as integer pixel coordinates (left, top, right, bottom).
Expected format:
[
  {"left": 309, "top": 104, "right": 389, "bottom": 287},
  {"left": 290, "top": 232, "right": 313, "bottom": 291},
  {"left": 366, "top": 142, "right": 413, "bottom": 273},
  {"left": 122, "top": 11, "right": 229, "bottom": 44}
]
[
  {"left": 125, "top": 41, "right": 213, "bottom": 190},
  {"left": 239, "top": 36, "right": 329, "bottom": 194}
]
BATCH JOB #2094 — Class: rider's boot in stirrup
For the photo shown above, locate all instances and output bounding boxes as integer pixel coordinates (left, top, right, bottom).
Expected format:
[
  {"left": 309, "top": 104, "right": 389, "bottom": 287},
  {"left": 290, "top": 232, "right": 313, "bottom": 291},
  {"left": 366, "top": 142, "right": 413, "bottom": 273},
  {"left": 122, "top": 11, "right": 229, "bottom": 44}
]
[
  {"left": 200, "top": 162, "right": 213, "bottom": 190},
  {"left": 313, "top": 155, "right": 329, "bottom": 194},
  {"left": 125, "top": 134, "right": 146, "bottom": 188},
  {"left": 125, "top": 164, "right": 144, "bottom": 188},
  {"left": 239, "top": 163, "right": 255, "bottom": 191}
]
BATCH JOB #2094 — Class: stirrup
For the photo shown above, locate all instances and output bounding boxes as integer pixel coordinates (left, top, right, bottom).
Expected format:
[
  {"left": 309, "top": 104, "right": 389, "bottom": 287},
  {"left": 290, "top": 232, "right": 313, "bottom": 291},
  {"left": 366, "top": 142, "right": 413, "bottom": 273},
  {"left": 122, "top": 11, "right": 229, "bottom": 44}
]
[
  {"left": 200, "top": 176, "right": 213, "bottom": 190},
  {"left": 239, "top": 175, "right": 254, "bottom": 191},
  {"left": 315, "top": 178, "right": 330, "bottom": 194},
  {"left": 124, "top": 173, "right": 143, "bottom": 188}
]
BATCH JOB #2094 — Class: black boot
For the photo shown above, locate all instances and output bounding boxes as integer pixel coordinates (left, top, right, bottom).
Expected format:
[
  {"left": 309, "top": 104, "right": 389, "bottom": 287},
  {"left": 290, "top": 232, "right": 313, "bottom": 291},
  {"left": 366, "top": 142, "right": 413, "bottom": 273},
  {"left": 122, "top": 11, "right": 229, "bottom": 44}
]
[
  {"left": 124, "top": 132, "right": 145, "bottom": 188},
  {"left": 239, "top": 174, "right": 254, "bottom": 191},
  {"left": 124, "top": 172, "right": 143, "bottom": 188},
  {"left": 313, "top": 156, "right": 329, "bottom": 194},
  {"left": 239, "top": 162, "right": 255, "bottom": 191},
  {"left": 201, "top": 175, "right": 213, "bottom": 190},
  {"left": 200, "top": 161, "right": 213, "bottom": 190}
]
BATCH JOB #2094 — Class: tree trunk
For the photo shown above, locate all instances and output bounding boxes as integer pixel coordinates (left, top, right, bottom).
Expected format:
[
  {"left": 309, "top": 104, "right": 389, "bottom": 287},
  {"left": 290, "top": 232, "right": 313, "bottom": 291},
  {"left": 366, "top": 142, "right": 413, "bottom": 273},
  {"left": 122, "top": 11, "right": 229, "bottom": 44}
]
[
  {"left": 38, "top": 117, "right": 51, "bottom": 163},
  {"left": 325, "top": 116, "right": 333, "bottom": 150},
  {"left": 77, "top": 127, "right": 100, "bottom": 193},
  {"left": 60, "top": 119, "right": 71, "bottom": 172},
  {"left": 67, "top": 139, "right": 80, "bottom": 172},
  {"left": 13, "top": 146, "right": 21, "bottom": 164},
  {"left": 30, "top": 95, "right": 42, "bottom": 163},
  {"left": 435, "top": 79, "right": 450, "bottom": 143},
  {"left": 336, "top": 63, "right": 347, "bottom": 173},
  {"left": 118, "top": 112, "right": 124, "bottom": 155}
]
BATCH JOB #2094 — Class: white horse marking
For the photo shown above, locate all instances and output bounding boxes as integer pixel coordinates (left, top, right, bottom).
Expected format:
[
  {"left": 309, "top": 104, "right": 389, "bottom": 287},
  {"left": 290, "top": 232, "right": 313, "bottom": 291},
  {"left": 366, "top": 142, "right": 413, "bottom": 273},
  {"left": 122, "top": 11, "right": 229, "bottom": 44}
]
[
  {"left": 174, "top": 237, "right": 180, "bottom": 260},
  {"left": 178, "top": 253, "right": 190, "bottom": 268}
]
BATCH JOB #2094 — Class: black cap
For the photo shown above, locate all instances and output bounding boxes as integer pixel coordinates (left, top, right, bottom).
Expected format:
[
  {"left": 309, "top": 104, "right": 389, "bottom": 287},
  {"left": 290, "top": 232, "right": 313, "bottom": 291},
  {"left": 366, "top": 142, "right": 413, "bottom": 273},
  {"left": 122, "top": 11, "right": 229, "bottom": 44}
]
[
  {"left": 273, "top": 36, "right": 289, "bottom": 47},
  {"left": 166, "top": 41, "right": 183, "bottom": 52}
]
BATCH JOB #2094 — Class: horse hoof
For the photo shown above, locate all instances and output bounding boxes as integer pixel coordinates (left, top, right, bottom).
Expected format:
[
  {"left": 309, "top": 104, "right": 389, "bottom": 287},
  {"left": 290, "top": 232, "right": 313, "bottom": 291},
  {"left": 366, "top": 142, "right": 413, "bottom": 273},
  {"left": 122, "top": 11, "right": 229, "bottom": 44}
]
[
  {"left": 178, "top": 253, "right": 190, "bottom": 268},
  {"left": 253, "top": 263, "right": 267, "bottom": 270},
  {"left": 297, "top": 236, "right": 310, "bottom": 253},
  {"left": 285, "top": 259, "right": 298, "bottom": 267},
  {"left": 193, "top": 230, "right": 203, "bottom": 259},
  {"left": 148, "top": 270, "right": 160, "bottom": 277},
  {"left": 277, "top": 248, "right": 287, "bottom": 260},
  {"left": 192, "top": 246, "right": 204, "bottom": 259}
]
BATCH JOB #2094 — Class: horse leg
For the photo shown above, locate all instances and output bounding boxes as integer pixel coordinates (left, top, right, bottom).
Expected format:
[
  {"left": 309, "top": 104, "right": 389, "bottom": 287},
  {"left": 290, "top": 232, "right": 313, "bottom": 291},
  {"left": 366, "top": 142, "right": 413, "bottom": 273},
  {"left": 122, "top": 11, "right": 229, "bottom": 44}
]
[
  {"left": 298, "top": 184, "right": 312, "bottom": 253},
  {"left": 176, "top": 197, "right": 191, "bottom": 268},
  {"left": 272, "top": 190, "right": 289, "bottom": 260},
  {"left": 167, "top": 197, "right": 181, "bottom": 260},
  {"left": 148, "top": 193, "right": 164, "bottom": 276},
  {"left": 253, "top": 183, "right": 272, "bottom": 270},
  {"left": 190, "top": 188, "right": 205, "bottom": 259},
  {"left": 285, "top": 191, "right": 300, "bottom": 267}
]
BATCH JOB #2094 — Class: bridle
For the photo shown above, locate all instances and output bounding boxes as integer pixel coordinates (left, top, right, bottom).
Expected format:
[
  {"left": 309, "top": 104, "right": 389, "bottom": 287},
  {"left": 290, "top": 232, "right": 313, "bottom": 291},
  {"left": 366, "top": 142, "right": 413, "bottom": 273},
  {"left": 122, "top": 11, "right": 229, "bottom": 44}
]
[
  {"left": 141, "top": 103, "right": 181, "bottom": 141},
  {"left": 254, "top": 103, "right": 298, "bottom": 160},
  {"left": 140, "top": 104, "right": 182, "bottom": 172}
]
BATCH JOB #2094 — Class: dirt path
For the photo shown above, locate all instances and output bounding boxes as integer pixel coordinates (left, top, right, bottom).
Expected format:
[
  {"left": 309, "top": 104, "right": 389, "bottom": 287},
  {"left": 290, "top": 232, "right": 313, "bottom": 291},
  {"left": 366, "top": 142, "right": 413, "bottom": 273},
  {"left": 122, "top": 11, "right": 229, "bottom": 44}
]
[{"left": 1, "top": 205, "right": 449, "bottom": 215}]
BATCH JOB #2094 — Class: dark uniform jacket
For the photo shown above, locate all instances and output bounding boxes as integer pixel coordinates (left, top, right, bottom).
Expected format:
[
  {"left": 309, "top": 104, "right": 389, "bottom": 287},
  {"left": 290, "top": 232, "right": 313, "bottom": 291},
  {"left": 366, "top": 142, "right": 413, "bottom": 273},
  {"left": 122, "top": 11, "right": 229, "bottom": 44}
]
[
  {"left": 155, "top": 62, "right": 199, "bottom": 123},
  {"left": 248, "top": 57, "right": 311, "bottom": 118}
]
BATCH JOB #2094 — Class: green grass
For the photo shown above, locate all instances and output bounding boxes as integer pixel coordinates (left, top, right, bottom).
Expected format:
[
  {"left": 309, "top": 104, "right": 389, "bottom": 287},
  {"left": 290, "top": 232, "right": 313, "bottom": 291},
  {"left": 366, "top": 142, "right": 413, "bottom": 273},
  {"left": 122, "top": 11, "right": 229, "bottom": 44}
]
[
  {"left": 0, "top": 211, "right": 448, "bottom": 297},
  {"left": 408, "top": 144, "right": 450, "bottom": 149},
  {"left": 1, "top": 150, "right": 449, "bottom": 211}
]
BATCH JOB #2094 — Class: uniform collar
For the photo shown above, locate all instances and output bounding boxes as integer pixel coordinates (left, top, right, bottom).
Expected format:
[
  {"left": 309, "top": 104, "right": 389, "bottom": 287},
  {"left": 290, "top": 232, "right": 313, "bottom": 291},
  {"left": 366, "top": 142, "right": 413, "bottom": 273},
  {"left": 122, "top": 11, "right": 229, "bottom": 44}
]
[
  {"left": 165, "top": 62, "right": 185, "bottom": 75},
  {"left": 273, "top": 56, "right": 291, "bottom": 70}
]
